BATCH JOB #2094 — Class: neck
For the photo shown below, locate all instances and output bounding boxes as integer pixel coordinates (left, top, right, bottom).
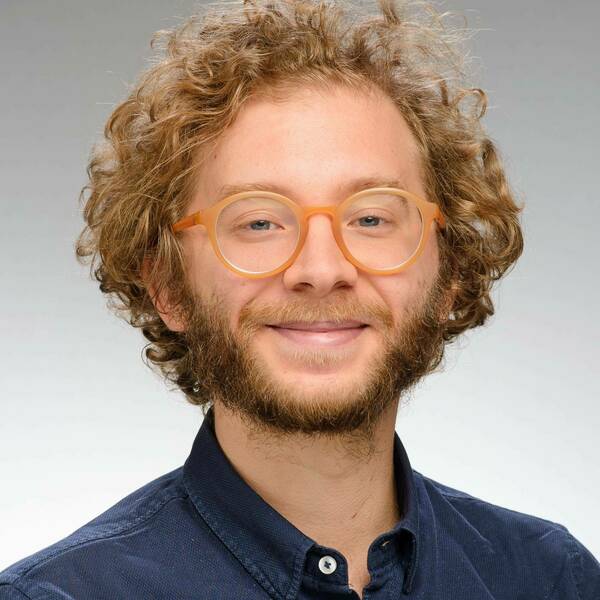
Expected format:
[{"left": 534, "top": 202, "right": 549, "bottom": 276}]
[{"left": 212, "top": 400, "right": 402, "bottom": 558}]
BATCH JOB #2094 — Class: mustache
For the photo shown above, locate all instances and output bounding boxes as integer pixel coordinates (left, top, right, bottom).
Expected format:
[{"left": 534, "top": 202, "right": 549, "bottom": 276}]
[{"left": 237, "top": 297, "right": 395, "bottom": 331}]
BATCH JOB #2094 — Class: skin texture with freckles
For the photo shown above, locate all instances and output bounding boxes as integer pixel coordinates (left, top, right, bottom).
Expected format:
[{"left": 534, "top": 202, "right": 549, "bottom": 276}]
[{"left": 153, "top": 83, "right": 454, "bottom": 597}]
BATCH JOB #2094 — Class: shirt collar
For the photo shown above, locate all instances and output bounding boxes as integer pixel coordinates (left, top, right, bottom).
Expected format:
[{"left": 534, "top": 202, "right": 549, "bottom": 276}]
[{"left": 183, "top": 405, "right": 420, "bottom": 598}]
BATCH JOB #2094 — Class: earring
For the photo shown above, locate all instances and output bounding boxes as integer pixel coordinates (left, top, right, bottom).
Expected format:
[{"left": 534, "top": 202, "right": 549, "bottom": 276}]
[{"left": 192, "top": 379, "right": 201, "bottom": 394}]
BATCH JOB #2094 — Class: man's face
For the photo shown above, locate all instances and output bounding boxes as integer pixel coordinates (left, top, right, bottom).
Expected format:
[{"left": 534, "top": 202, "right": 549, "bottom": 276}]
[{"left": 170, "top": 83, "right": 452, "bottom": 440}]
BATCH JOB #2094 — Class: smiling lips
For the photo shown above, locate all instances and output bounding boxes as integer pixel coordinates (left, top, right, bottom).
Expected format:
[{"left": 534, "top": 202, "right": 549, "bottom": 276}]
[
  {"left": 269, "top": 320, "right": 367, "bottom": 331},
  {"left": 267, "top": 322, "right": 369, "bottom": 346}
]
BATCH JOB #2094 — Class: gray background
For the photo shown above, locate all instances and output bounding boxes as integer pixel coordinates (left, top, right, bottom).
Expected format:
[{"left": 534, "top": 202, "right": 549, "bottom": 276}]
[{"left": 1, "top": 0, "right": 598, "bottom": 568}]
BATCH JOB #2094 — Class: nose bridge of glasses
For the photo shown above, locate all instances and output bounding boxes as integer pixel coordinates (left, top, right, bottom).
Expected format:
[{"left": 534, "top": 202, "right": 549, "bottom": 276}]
[
  {"left": 296, "top": 205, "right": 349, "bottom": 264},
  {"left": 301, "top": 205, "right": 339, "bottom": 240},
  {"left": 302, "top": 205, "right": 337, "bottom": 220}
]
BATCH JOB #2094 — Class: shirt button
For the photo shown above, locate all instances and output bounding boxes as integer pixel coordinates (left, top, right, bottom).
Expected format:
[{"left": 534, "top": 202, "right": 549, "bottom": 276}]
[{"left": 318, "top": 555, "right": 338, "bottom": 575}]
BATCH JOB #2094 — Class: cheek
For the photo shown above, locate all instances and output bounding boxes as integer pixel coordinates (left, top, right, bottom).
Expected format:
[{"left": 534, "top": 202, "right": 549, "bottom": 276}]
[
  {"left": 185, "top": 234, "right": 238, "bottom": 295},
  {"left": 186, "top": 239, "right": 263, "bottom": 329},
  {"left": 371, "top": 249, "right": 438, "bottom": 322},
  {"left": 408, "top": 226, "right": 441, "bottom": 292},
  {"left": 375, "top": 279, "right": 415, "bottom": 322}
]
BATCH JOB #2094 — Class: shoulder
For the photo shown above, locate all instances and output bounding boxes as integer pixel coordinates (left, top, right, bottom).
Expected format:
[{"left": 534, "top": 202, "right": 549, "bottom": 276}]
[
  {"left": 412, "top": 469, "right": 600, "bottom": 598},
  {"left": 414, "top": 469, "right": 569, "bottom": 536},
  {"left": 0, "top": 467, "right": 190, "bottom": 598}
]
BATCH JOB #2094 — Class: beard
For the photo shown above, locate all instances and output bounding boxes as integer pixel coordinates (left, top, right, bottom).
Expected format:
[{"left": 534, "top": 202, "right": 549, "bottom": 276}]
[{"left": 180, "top": 257, "right": 453, "bottom": 450}]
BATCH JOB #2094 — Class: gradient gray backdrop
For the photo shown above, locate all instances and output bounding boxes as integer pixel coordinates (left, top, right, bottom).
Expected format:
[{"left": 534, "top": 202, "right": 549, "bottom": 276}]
[{"left": 1, "top": 0, "right": 599, "bottom": 569}]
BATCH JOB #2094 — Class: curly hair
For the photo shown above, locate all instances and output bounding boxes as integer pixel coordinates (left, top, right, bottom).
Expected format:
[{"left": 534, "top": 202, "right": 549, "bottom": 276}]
[{"left": 75, "top": 0, "right": 524, "bottom": 405}]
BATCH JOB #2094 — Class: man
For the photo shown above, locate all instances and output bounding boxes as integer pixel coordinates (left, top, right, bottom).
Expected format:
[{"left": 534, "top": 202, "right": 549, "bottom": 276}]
[{"left": 1, "top": 0, "right": 598, "bottom": 598}]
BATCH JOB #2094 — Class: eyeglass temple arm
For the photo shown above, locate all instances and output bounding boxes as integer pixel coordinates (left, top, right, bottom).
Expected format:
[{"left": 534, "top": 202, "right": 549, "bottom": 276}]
[{"left": 172, "top": 212, "right": 203, "bottom": 233}]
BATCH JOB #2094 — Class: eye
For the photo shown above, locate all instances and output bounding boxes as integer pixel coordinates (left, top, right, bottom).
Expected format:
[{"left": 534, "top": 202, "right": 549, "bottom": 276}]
[
  {"left": 249, "top": 219, "right": 274, "bottom": 231},
  {"left": 354, "top": 215, "right": 387, "bottom": 227}
]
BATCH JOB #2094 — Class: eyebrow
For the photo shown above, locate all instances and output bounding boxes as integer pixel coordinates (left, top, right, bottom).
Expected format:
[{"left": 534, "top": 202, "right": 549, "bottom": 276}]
[{"left": 214, "top": 176, "right": 411, "bottom": 202}]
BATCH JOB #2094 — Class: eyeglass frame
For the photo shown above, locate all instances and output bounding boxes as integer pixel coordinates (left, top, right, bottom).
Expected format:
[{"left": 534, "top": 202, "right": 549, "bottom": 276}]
[{"left": 171, "top": 187, "right": 446, "bottom": 279}]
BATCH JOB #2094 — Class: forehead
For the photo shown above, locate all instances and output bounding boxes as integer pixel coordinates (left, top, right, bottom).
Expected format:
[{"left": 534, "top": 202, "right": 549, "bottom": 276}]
[{"left": 192, "top": 84, "right": 424, "bottom": 207}]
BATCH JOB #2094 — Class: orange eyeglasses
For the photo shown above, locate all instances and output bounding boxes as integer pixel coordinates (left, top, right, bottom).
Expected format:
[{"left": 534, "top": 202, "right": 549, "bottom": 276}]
[{"left": 171, "top": 187, "right": 446, "bottom": 279}]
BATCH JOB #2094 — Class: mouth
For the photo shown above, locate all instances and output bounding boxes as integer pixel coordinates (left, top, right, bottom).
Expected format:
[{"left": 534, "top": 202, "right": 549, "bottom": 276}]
[
  {"left": 267, "top": 321, "right": 369, "bottom": 332},
  {"left": 266, "top": 322, "right": 369, "bottom": 347}
]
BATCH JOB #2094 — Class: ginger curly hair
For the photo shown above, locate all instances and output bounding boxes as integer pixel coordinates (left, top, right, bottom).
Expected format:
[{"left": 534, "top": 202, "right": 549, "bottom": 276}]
[{"left": 75, "top": 0, "right": 524, "bottom": 405}]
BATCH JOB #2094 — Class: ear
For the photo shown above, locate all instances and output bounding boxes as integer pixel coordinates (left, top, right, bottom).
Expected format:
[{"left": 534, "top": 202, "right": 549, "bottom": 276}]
[{"left": 141, "top": 256, "right": 187, "bottom": 332}]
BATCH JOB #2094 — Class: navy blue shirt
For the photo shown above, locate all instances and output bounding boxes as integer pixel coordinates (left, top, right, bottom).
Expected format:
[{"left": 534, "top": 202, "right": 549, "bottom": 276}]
[{"left": 1, "top": 405, "right": 599, "bottom": 599}]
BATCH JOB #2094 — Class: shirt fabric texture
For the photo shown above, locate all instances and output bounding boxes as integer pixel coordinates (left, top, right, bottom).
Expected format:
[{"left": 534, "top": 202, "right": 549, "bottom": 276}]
[{"left": 1, "top": 405, "right": 599, "bottom": 599}]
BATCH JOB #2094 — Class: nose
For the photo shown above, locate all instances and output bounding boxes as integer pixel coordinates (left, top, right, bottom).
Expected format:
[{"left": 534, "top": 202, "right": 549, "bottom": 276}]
[{"left": 281, "top": 213, "right": 358, "bottom": 296}]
